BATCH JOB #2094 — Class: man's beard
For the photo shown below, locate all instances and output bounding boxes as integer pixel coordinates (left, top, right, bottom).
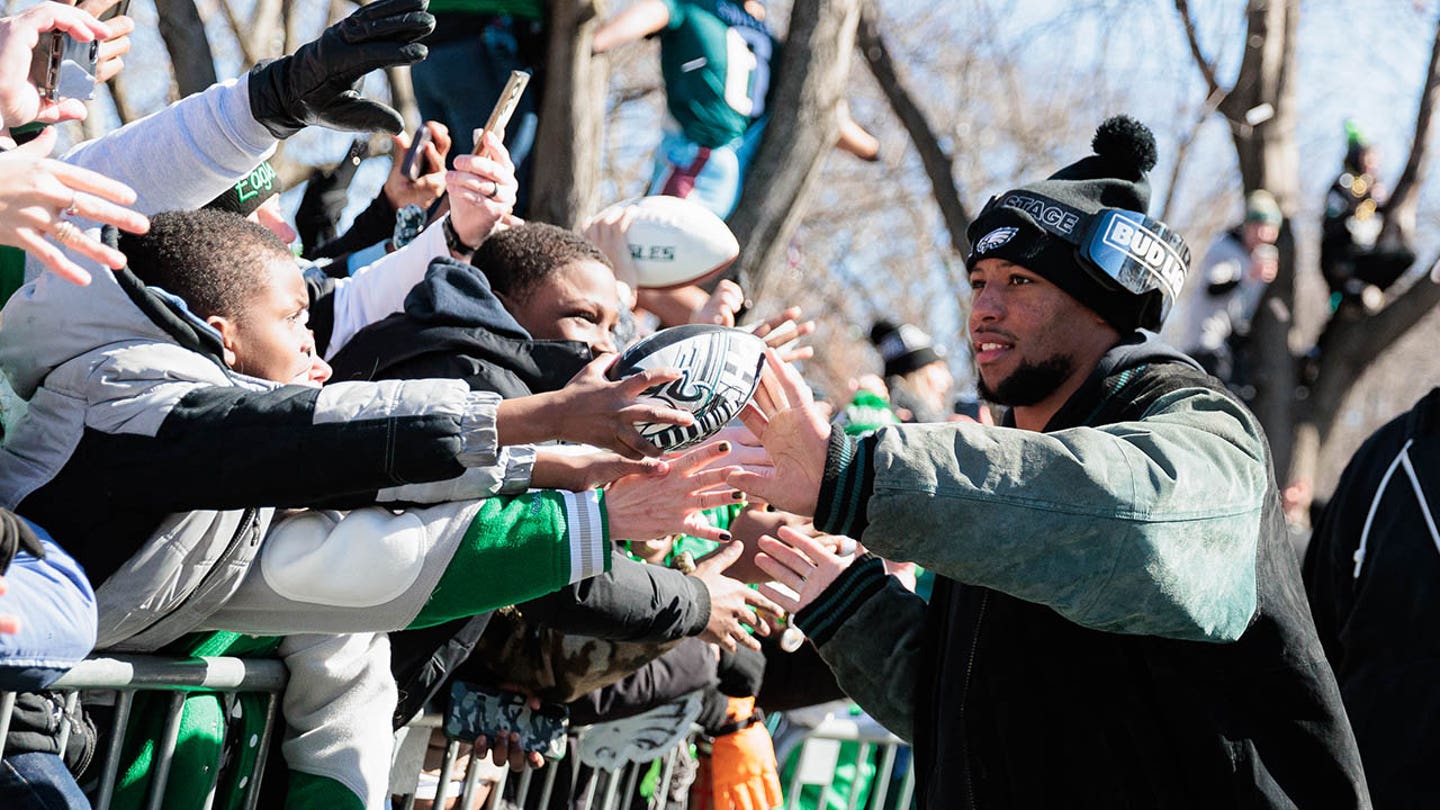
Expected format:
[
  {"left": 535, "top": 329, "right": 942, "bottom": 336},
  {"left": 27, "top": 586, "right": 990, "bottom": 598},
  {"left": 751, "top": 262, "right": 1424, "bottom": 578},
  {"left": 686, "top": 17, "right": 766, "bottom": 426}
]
[{"left": 978, "top": 354, "right": 1075, "bottom": 406}]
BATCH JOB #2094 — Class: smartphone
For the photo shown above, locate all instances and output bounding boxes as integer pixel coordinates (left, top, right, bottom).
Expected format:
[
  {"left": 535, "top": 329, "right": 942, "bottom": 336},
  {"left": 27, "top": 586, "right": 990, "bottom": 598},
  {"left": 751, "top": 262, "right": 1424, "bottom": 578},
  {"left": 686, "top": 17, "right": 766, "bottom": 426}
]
[
  {"left": 99, "top": 0, "right": 133, "bottom": 22},
  {"left": 30, "top": 32, "right": 99, "bottom": 102},
  {"left": 472, "top": 70, "right": 531, "bottom": 154},
  {"left": 445, "top": 681, "right": 568, "bottom": 759},
  {"left": 400, "top": 124, "right": 433, "bottom": 181}
]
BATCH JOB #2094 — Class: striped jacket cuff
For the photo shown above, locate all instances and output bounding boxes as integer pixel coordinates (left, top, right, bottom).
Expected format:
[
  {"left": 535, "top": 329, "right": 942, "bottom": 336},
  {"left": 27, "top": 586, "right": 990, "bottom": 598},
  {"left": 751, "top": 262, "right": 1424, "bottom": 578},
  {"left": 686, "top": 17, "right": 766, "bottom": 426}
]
[
  {"left": 456, "top": 391, "right": 504, "bottom": 467},
  {"left": 562, "top": 489, "right": 610, "bottom": 583},
  {"left": 792, "top": 554, "right": 889, "bottom": 647},
  {"left": 497, "top": 445, "right": 535, "bottom": 494},
  {"left": 815, "top": 431, "right": 876, "bottom": 538}
]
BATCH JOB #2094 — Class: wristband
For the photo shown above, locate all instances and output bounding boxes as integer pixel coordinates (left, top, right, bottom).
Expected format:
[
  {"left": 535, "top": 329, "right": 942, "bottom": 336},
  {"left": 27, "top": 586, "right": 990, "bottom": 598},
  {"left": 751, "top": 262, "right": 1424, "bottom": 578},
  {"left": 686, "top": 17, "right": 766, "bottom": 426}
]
[{"left": 443, "top": 215, "right": 478, "bottom": 256}]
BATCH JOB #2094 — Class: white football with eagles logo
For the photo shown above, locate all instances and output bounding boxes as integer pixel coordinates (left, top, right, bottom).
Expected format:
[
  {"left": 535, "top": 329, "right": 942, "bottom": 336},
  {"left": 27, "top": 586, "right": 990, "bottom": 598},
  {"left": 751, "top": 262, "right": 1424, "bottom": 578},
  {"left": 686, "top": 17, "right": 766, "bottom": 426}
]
[
  {"left": 594, "top": 195, "right": 740, "bottom": 289},
  {"left": 607, "top": 324, "right": 766, "bottom": 452}
]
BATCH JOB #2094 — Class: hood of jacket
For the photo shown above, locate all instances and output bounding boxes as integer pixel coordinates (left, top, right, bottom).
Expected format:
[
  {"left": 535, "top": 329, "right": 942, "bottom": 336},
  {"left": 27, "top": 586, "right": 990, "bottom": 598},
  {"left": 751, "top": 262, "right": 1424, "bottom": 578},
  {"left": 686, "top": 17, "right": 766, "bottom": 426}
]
[
  {"left": 403, "top": 257, "right": 531, "bottom": 338},
  {"left": 328, "top": 258, "right": 592, "bottom": 396},
  {"left": 1, "top": 246, "right": 229, "bottom": 400}
]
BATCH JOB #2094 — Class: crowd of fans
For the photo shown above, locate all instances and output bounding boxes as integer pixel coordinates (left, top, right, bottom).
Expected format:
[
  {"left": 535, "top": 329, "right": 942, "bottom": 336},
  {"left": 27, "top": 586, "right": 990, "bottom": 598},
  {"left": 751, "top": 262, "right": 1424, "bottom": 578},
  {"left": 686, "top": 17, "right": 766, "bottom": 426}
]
[{"left": 0, "top": 2, "right": 1438, "bottom": 810}]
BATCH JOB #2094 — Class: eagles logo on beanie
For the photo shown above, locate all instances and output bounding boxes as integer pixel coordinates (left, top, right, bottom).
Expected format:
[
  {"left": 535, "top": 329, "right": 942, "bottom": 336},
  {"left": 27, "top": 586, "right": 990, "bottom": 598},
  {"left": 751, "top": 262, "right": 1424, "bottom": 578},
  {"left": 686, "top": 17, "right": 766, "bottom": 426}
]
[
  {"left": 966, "top": 116, "right": 1165, "bottom": 333},
  {"left": 205, "top": 161, "right": 282, "bottom": 217}
]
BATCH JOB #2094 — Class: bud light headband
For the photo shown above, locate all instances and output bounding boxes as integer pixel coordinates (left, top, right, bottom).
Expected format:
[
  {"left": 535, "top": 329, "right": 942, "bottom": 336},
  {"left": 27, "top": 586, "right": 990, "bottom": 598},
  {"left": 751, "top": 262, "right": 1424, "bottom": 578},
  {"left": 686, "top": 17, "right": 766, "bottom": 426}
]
[{"left": 979, "top": 191, "right": 1191, "bottom": 325}]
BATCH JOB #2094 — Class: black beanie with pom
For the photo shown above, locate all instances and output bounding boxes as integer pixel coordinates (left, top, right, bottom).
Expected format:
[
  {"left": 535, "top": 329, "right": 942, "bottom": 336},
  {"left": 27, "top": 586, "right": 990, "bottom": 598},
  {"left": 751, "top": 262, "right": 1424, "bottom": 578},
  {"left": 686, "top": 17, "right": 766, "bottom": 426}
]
[{"left": 966, "top": 115, "right": 1160, "bottom": 332}]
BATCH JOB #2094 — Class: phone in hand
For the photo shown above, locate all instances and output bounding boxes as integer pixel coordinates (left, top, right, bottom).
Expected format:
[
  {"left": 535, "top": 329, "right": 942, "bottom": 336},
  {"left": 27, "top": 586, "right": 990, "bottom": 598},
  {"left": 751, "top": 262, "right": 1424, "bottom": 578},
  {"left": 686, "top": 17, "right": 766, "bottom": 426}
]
[
  {"left": 400, "top": 124, "right": 434, "bottom": 181},
  {"left": 445, "top": 681, "right": 568, "bottom": 759},
  {"left": 30, "top": 32, "right": 100, "bottom": 102},
  {"left": 472, "top": 70, "right": 531, "bottom": 155}
]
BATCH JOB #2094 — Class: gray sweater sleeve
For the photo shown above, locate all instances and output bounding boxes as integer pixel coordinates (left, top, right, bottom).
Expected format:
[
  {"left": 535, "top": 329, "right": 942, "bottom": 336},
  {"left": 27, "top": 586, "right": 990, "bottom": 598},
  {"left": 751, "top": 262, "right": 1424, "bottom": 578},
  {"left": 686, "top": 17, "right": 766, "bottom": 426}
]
[{"left": 59, "top": 76, "right": 276, "bottom": 217}]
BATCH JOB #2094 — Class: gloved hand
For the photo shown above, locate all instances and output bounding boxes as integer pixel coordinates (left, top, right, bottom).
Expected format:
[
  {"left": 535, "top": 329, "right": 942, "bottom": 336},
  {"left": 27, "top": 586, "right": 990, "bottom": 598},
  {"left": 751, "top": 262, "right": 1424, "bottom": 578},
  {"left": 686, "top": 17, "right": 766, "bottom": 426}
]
[
  {"left": 708, "top": 697, "right": 782, "bottom": 810},
  {"left": 0, "top": 508, "right": 45, "bottom": 573},
  {"left": 247, "top": 0, "right": 434, "bottom": 139}
]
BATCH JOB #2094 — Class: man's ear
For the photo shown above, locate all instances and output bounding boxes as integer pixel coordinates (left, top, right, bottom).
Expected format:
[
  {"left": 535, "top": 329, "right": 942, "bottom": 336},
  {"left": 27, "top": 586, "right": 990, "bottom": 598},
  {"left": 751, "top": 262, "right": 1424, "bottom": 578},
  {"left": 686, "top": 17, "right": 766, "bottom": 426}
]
[{"left": 206, "top": 315, "right": 240, "bottom": 368}]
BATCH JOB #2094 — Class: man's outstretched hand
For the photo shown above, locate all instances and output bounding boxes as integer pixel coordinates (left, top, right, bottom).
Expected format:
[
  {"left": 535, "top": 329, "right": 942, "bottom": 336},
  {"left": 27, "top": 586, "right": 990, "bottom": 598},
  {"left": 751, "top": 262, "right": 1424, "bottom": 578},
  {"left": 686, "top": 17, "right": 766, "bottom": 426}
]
[
  {"left": 248, "top": 0, "right": 434, "bottom": 139},
  {"left": 727, "top": 350, "right": 831, "bottom": 517}
]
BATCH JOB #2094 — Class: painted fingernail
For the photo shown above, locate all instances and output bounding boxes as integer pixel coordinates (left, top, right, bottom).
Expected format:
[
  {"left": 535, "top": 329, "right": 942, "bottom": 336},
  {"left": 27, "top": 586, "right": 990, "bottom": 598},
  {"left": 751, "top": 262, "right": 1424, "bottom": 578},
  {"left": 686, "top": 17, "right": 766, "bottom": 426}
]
[
  {"left": 716, "top": 441, "right": 731, "bottom": 453},
  {"left": 720, "top": 532, "right": 732, "bottom": 541},
  {"left": 731, "top": 491, "right": 745, "bottom": 499},
  {"left": 765, "top": 504, "right": 777, "bottom": 512}
]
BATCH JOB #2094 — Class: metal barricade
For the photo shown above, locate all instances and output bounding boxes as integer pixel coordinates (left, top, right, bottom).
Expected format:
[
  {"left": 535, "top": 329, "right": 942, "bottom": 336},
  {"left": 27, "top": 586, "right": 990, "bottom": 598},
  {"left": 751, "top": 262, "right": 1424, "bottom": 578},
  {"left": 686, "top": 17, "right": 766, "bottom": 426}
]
[
  {"left": 0, "top": 654, "right": 288, "bottom": 810},
  {"left": 389, "top": 719, "right": 700, "bottom": 810},
  {"left": 782, "top": 715, "right": 914, "bottom": 810}
]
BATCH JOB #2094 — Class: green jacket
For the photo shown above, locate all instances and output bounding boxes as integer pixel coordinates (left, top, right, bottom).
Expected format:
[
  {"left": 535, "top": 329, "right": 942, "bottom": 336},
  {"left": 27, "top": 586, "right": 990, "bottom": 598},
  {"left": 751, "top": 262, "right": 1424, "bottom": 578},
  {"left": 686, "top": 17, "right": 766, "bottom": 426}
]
[{"left": 796, "top": 332, "right": 1367, "bottom": 808}]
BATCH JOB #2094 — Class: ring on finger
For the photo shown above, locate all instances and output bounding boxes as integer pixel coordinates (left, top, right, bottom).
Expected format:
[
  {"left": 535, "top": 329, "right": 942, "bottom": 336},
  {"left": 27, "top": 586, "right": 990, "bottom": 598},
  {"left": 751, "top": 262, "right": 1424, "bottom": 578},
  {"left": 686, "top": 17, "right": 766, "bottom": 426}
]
[
  {"left": 64, "top": 192, "right": 80, "bottom": 218},
  {"left": 52, "top": 220, "right": 84, "bottom": 246},
  {"left": 484, "top": 179, "right": 499, "bottom": 198}
]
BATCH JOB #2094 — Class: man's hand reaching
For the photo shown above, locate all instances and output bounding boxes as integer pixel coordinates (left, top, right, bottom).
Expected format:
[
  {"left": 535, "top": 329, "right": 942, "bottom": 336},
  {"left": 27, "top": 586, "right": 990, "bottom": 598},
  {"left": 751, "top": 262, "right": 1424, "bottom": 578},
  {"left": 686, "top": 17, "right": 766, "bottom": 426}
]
[{"left": 727, "top": 350, "right": 831, "bottom": 516}]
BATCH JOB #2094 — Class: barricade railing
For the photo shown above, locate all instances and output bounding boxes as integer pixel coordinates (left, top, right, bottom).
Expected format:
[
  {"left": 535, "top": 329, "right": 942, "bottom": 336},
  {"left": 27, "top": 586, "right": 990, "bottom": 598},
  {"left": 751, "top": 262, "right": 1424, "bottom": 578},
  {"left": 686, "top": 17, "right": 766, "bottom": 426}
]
[
  {"left": 783, "top": 715, "right": 914, "bottom": 810},
  {"left": 390, "top": 716, "right": 700, "bottom": 810},
  {"left": 0, "top": 654, "right": 288, "bottom": 810},
  {"left": 2, "top": 660, "right": 907, "bottom": 810}
]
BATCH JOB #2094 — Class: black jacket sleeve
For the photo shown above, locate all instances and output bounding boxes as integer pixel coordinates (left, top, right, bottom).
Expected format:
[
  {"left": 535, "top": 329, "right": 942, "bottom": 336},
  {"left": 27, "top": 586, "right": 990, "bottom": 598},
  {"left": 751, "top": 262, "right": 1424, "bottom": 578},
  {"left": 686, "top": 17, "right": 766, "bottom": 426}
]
[
  {"left": 56, "top": 378, "right": 492, "bottom": 513},
  {"left": 516, "top": 550, "right": 710, "bottom": 642}
]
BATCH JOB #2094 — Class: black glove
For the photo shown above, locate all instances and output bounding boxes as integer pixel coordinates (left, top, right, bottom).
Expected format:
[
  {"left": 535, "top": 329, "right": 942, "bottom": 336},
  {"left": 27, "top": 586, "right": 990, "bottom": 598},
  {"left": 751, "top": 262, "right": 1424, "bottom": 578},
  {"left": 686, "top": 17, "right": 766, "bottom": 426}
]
[
  {"left": 248, "top": 0, "right": 435, "bottom": 139},
  {"left": 0, "top": 508, "right": 45, "bottom": 574}
]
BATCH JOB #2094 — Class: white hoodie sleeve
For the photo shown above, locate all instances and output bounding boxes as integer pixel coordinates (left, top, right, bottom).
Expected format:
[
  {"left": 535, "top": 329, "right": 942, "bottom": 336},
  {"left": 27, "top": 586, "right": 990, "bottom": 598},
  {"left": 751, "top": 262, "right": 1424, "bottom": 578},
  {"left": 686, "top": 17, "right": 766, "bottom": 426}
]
[{"left": 321, "top": 214, "right": 452, "bottom": 360}]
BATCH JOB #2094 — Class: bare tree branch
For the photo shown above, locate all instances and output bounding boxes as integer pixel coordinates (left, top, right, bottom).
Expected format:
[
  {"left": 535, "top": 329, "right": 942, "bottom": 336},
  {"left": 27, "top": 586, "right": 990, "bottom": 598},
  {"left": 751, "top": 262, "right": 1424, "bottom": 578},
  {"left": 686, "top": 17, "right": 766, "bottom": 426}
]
[
  {"left": 856, "top": 0, "right": 971, "bottom": 255},
  {"left": 730, "top": 0, "right": 863, "bottom": 302},
  {"left": 249, "top": 0, "right": 284, "bottom": 61},
  {"left": 216, "top": 0, "right": 263, "bottom": 68},
  {"left": 1158, "top": 110, "right": 1204, "bottom": 223},
  {"left": 1382, "top": 14, "right": 1440, "bottom": 235},
  {"left": 1174, "top": 0, "right": 1225, "bottom": 101},
  {"left": 155, "top": 0, "right": 217, "bottom": 99}
]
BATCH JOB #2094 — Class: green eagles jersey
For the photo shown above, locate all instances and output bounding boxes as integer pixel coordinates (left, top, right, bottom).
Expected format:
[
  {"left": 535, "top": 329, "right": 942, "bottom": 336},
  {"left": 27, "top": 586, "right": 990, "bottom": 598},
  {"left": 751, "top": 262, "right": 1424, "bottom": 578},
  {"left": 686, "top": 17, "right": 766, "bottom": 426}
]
[{"left": 659, "top": 0, "right": 776, "bottom": 147}]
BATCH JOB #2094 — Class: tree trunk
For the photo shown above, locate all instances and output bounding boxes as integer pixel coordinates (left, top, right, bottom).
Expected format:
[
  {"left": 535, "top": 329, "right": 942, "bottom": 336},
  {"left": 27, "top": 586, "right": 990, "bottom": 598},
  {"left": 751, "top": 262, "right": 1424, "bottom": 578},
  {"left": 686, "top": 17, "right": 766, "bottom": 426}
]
[
  {"left": 155, "top": 0, "right": 218, "bottom": 100},
  {"left": 1217, "top": 0, "right": 1303, "bottom": 479},
  {"left": 530, "top": 0, "right": 608, "bottom": 229},
  {"left": 729, "top": 0, "right": 862, "bottom": 302}
]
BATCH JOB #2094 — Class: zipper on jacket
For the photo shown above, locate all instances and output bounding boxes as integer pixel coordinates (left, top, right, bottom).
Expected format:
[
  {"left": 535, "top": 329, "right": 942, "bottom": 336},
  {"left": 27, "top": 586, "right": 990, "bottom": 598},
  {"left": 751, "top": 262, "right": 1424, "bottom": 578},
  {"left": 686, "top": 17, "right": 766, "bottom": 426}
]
[
  {"left": 124, "top": 508, "right": 260, "bottom": 641},
  {"left": 960, "top": 590, "right": 989, "bottom": 809}
]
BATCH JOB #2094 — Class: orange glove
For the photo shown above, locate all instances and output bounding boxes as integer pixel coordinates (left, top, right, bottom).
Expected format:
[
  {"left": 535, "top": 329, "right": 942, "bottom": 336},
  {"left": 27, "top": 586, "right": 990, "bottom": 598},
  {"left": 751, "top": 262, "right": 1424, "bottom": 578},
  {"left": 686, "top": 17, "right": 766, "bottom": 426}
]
[{"left": 707, "top": 697, "right": 783, "bottom": 810}]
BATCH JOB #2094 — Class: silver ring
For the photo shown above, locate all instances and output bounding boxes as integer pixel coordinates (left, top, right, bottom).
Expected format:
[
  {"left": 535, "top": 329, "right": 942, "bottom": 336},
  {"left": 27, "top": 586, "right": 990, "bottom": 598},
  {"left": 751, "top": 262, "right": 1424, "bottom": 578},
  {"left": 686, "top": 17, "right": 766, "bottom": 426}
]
[
  {"left": 52, "top": 220, "right": 83, "bottom": 245},
  {"left": 64, "top": 192, "right": 79, "bottom": 218}
]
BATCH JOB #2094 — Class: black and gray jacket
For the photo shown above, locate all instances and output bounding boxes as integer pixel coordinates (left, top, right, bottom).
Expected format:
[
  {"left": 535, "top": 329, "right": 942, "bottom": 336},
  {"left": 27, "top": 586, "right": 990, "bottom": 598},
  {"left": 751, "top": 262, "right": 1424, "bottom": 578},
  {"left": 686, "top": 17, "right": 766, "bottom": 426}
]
[
  {"left": 1305, "top": 387, "right": 1440, "bottom": 808},
  {"left": 0, "top": 258, "right": 534, "bottom": 652},
  {"left": 0, "top": 77, "right": 551, "bottom": 652},
  {"left": 796, "top": 332, "right": 1369, "bottom": 808}
]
